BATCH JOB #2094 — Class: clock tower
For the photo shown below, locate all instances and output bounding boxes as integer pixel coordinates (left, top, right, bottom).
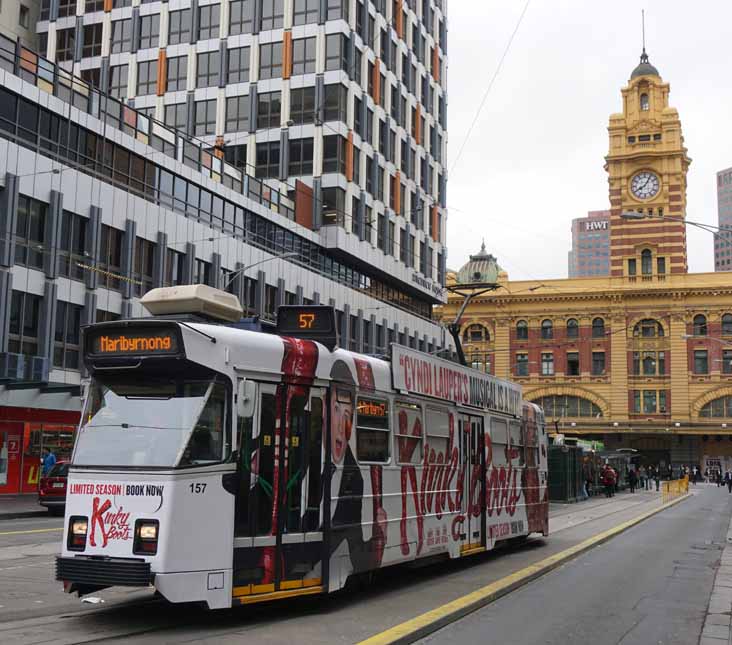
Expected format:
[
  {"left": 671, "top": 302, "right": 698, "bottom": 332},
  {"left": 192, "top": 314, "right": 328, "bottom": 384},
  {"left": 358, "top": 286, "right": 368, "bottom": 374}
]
[{"left": 605, "top": 49, "right": 691, "bottom": 276}]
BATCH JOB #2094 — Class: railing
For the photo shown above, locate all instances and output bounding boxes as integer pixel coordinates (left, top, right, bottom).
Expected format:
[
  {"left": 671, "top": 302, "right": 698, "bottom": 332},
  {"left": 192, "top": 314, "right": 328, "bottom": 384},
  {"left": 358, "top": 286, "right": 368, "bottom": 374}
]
[
  {"left": 0, "top": 33, "right": 295, "bottom": 222},
  {"left": 661, "top": 476, "right": 689, "bottom": 503}
]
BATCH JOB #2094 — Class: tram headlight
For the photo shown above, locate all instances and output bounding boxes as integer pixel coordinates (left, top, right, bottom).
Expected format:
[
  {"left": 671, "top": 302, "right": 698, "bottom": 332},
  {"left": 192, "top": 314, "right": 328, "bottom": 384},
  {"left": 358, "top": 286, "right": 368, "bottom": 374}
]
[
  {"left": 67, "top": 516, "right": 88, "bottom": 551},
  {"left": 133, "top": 519, "right": 160, "bottom": 555},
  {"left": 139, "top": 523, "right": 158, "bottom": 540}
]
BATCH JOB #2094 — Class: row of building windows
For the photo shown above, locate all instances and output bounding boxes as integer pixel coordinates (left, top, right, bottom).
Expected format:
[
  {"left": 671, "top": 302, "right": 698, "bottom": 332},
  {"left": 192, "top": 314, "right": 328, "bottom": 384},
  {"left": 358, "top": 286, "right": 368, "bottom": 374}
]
[
  {"left": 516, "top": 318, "right": 607, "bottom": 340},
  {"left": 9, "top": 285, "right": 437, "bottom": 371},
  {"left": 9, "top": 290, "right": 120, "bottom": 370},
  {"left": 47, "top": 16, "right": 446, "bottom": 125},
  {"left": 0, "top": 85, "right": 440, "bottom": 317},
  {"left": 516, "top": 351, "right": 607, "bottom": 377}
]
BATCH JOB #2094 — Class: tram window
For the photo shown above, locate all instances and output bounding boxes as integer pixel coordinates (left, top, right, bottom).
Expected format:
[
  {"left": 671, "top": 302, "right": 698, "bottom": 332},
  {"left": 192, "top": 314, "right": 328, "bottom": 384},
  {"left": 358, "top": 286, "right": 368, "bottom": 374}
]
[
  {"left": 255, "top": 394, "right": 276, "bottom": 536},
  {"left": 426, "top": 406, "right": 450, "bottom": 461},
  {"left": 304, "top": 396, "right": 323, "bottom": 532},
  {"left": 509, "top": 420, "right": 525, "bottom": 466},
  {"left": 184, "top": 382, "right": 227, "bottom": 463},
  {"left": 356, "top": 396, "right": 390, "bottom": 463},
  {"left": 490, "top": 417, "right": 508, "bottom": 467},
  {"left": 395, "top": 401, "right": 423, "bottom": 465},
  {"left": 286, "top": 395, "right": 308, "bottom": 533},
  {"left": 235, "top": 412, "right": 254, "bottom": 536}
]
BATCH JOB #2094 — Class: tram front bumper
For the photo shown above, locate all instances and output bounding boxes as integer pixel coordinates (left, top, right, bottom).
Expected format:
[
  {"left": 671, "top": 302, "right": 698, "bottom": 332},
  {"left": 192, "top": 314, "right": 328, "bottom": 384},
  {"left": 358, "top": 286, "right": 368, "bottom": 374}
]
[{"left": 56, "top": 556, "right": 153, "bottom": 595}]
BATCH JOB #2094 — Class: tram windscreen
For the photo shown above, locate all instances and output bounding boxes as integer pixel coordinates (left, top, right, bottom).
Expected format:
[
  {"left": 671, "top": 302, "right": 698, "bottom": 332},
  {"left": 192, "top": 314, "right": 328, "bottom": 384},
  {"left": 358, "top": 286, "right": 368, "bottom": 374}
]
[{"left": 73, "top": 377, "right": 228, "bottom": 468}]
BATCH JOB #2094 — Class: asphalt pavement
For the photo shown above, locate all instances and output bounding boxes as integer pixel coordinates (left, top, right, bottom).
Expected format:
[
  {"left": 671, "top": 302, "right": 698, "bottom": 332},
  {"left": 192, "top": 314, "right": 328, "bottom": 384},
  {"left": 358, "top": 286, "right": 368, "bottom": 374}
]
[
  {"left": 419, "top": 484, "right": 732, "bottom": 645},
  {"left": 0, "top": 488, "right": 700, "bottom": 644}
]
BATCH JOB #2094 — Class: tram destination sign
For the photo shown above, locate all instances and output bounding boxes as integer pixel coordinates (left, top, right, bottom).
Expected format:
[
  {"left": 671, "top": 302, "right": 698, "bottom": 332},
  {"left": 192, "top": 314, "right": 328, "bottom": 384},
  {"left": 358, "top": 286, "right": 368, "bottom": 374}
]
[
  {"left": 391, "top": 345, "right": 522, "bottom": 417},
  {"left": 86, "top": 326, "right": 181, "bottom": 357}
]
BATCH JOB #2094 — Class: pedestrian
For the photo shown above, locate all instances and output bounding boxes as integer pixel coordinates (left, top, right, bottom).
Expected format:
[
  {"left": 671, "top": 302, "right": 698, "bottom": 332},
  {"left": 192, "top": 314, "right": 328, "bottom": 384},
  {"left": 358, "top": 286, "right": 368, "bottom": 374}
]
[
  {"left": 646, "top": 465, "right": 654, "bottom": 490},
  {"left": 628, "top": 468, "right": 638, "bottom": 493},
  {"left": 692, "top": 466, "right": 698, "bottom": 485},
  {"left": 704, "top": 468, "right": 710, "bottom": 484},
  {"left": 41, "top": 446, "right": 56, "bottom": 476},
  {"left": 602, "top": 464, "right": 616, "bottom": 498},
  {"left": 725, "top": 471, "right": 732, "bottom": 494},
  {"left": 654, "top": 465, "right": 661, "bottom": 491},
  {"left": 718, "top": 469, "right": 723, "bottom": 487},
  {"left": 638, "top": 465, "right": 647, "bottom": 491}
]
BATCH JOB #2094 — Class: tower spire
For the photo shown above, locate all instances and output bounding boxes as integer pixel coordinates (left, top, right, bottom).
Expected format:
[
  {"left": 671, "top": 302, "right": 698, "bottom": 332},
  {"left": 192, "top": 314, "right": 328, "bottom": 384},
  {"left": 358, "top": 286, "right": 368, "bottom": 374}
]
[{"left": 640, "top": 9, "right": 649, "bottom": 63}]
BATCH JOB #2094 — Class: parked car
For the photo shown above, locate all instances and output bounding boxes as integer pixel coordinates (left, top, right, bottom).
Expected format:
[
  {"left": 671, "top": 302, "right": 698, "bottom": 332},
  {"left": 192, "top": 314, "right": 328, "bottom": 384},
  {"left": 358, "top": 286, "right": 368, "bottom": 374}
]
[{"left": 39, "top": 461, "right": 69, "bottom": 515}]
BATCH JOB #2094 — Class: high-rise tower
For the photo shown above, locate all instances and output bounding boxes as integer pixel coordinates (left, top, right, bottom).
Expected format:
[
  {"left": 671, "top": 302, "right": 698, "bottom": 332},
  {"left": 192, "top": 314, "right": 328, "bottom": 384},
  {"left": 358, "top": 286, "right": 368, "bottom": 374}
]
[{"left": 605, "top": 49, "right": 691, "bottom": 277}]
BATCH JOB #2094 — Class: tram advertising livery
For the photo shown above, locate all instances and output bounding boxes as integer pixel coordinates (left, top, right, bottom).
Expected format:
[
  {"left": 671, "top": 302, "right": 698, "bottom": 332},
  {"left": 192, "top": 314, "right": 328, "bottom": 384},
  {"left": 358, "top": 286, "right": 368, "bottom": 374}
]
[{"left": 57, "top": 284, "right": 549, "bottom": 609}]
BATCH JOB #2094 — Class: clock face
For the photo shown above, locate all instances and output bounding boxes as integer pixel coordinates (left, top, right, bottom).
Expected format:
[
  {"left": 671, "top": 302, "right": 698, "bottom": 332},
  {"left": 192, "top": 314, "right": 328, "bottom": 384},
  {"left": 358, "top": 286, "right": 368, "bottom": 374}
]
[{"left": 630, "top": 171, "right": 660, "bottom": 200}]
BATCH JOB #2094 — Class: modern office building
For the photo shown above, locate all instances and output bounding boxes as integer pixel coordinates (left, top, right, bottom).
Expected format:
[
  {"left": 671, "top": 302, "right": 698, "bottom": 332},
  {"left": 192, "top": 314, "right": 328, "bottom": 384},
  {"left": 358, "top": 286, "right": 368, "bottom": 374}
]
[
  {"left": 0, "top": 0, "right": 39, "bottom": 49},
  {"left": 715, "top": 167, "right": 732, "bottom": 271},
  {"left": 567, "top": 209, "right": 610, "bottom": 277},
  {"left": 0, "top": 1, "right": 449, "bottom": 493},
  {"left": 35, "top": 0, "right": 448, "bottom": 289}
]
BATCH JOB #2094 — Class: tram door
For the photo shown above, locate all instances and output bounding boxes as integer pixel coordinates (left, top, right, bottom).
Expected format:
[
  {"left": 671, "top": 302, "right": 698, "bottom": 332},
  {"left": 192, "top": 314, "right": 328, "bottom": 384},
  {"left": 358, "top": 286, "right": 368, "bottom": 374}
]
[
  {"left": 460, "top": 414, "right": 484, "bottom": 550},
  {"left": 233, "top": 384, "right": 325, "bottom": 595}
]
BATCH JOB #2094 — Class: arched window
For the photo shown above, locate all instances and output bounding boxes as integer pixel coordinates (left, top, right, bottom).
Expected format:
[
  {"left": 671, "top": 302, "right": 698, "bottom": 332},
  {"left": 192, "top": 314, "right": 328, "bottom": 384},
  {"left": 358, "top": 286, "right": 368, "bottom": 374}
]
[
  {"left": 723, "top": 314, "right": 732, "bottom": 336},
  {"left": 700, "top": 396, "right": 732, "bottom": 418},
  {"left": 532, "top": 394, "right": 602, "bottom": 418},
  {"left": 566, "top": 318, "right": 578, "bottom": 339},
  {"left": 641, "top": 249, "right": 653, "bottom": 275},
  {"left": 592, "top": 317, "right": 605, "bottom": 338},
  {"left": 463, "top": 324, "right": 489, "bottom": 343},
  {"left": 541, "top": 319, "right": 553, "bottom": 339},
  {"left": 640, "top": 93, "right": 649, "bottom": 110},
  {"left": 693, "top": 314, "right": 708, "bottom": 336},
  {"left": 633, "top": 319, "right": 665, "bottom": 338},
  {"left": 516, "top": 320, "right": 528, "bottom": 340}
]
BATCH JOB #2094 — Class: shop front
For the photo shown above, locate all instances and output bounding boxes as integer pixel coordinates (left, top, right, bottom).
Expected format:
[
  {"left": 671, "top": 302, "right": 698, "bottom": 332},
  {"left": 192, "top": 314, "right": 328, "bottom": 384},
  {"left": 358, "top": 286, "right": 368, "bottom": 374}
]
[{"left": 0, "top": 407, "right": 80, "bottom": 495}]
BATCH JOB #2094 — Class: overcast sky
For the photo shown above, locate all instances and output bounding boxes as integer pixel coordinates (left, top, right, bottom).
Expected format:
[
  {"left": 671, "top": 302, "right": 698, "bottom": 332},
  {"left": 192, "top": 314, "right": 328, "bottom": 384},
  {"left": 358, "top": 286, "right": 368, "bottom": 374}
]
[{"left": 445, "top": 0, "right": 732, "bottom": 279}]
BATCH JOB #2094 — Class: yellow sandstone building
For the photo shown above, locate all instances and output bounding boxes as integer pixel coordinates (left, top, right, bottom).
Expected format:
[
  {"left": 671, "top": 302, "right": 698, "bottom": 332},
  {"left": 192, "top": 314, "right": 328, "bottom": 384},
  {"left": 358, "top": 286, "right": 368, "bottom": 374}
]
[{"left": 440, "top": 50, "right": 732, "bottom": 473}]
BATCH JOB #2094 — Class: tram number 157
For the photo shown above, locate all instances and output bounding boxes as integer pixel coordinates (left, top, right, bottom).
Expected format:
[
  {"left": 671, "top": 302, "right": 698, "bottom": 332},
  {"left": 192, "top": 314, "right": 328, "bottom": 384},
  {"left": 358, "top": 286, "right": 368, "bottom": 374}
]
[{"left": 189, "top": 483, "right": 207, "bottom": 494}]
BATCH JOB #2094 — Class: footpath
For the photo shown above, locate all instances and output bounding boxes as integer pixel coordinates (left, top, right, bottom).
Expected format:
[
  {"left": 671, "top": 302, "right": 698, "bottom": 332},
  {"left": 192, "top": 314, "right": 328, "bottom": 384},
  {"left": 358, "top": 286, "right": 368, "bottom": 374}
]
[
  {"left": 0, "top": 494, "right": 46, "bottom": 519},
  {"left": 700, "top": 507, "right": 732, "bottom": 645}
]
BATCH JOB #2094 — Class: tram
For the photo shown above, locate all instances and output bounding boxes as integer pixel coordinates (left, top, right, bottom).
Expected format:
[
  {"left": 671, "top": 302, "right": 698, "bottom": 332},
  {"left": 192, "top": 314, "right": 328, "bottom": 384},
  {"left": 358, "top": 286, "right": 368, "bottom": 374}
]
[{"left": 57, "top": 285, "right": 549, "bottom": 609}]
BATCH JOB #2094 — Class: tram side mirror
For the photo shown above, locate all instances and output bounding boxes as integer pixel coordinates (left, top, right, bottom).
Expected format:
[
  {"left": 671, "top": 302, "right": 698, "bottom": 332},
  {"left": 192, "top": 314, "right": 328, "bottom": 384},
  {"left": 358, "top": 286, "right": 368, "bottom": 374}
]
[{"left": 236, "top": 379, "right": 256, "bottom": 419}]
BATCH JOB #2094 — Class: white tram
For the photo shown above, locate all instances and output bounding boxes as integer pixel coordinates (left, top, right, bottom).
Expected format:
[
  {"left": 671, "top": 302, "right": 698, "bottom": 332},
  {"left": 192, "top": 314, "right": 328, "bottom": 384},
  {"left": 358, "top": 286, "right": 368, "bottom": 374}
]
[{"left": 57, "top": 285, "right": 548, "bottom": 609}]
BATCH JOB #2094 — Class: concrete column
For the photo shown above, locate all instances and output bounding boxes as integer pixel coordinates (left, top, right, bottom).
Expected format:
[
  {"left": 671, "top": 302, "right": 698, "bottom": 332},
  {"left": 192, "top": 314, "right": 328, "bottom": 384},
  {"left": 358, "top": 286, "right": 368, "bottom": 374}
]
[
  {"left": 38, "top": 281, "right": 58, "bottom": 362},
  {"left": 0, "top": 173, "right": 19, "bottom": 268},
  {"left": 493, "top": 319, "right": 510, "bottom": 380},
  {"left": 296, "top": 285, "right": 303, "bottom": 305},
  {"left": 0, "top": 270, "right": 13, "bottom": 352},
  {"left": 254, "top": 269, "right": 265, "bottom": 316},
  {"left": 153, "top": 232, "right": 167, "bottom": 288},
  {"left": 341, "top": 303, "right": 350, "bottom": 348},
  {"left": 182, "top": 242, "right": 196, "bottom": 284},
  {"left": 356, "top": 308, "right": 364, "bottom": 353},
  {"left": 670, "top": 314, "right": 691, "bottom": 420},
  {"left": 211, "top": 252, "right": 222, "bottom": 288},
  {"left": 313, "top": 291, "right": 320, "bottom": 305},
  {"left": 121, "top": 219, "right": 137, "bottom": 299},
  {"left": 85, "top": 205, "right": 102, "bottom": 290},
  {"left": 276, "top": 277, "right": 286, "bottom": 308},
  {"left": 609, "top": 312, "right": 629, "bottom": 422},
  {"left": 44, "top": 190, "right": 63, "bottom": 279}
]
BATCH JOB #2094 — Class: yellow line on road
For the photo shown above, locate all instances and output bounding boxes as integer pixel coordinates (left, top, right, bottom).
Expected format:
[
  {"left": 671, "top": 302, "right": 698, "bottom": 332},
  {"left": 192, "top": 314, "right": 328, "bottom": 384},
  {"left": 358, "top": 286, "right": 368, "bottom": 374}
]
[
  {"left": 0, "top": 527, "right": 63, "bottom": 536},
  {"left": 358, "top": 494, "right": 690, "bottom": 645}
]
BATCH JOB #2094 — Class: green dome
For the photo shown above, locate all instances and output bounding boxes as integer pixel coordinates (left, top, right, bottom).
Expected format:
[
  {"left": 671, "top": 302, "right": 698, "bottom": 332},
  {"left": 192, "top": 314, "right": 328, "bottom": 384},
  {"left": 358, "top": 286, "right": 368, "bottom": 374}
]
[
  {"left": 631, "top": 49, "right": 659, "bottom": 79},
  {"left": 456, "top": 242, "right": 502, "bottom": 285}
]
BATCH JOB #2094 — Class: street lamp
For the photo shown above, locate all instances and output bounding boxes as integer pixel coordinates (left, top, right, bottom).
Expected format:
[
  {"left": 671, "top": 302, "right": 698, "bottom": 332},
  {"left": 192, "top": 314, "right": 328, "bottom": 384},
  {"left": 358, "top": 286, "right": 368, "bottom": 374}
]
[{"left": 224, "top": 251, "right": 299, "bottom": 290}]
